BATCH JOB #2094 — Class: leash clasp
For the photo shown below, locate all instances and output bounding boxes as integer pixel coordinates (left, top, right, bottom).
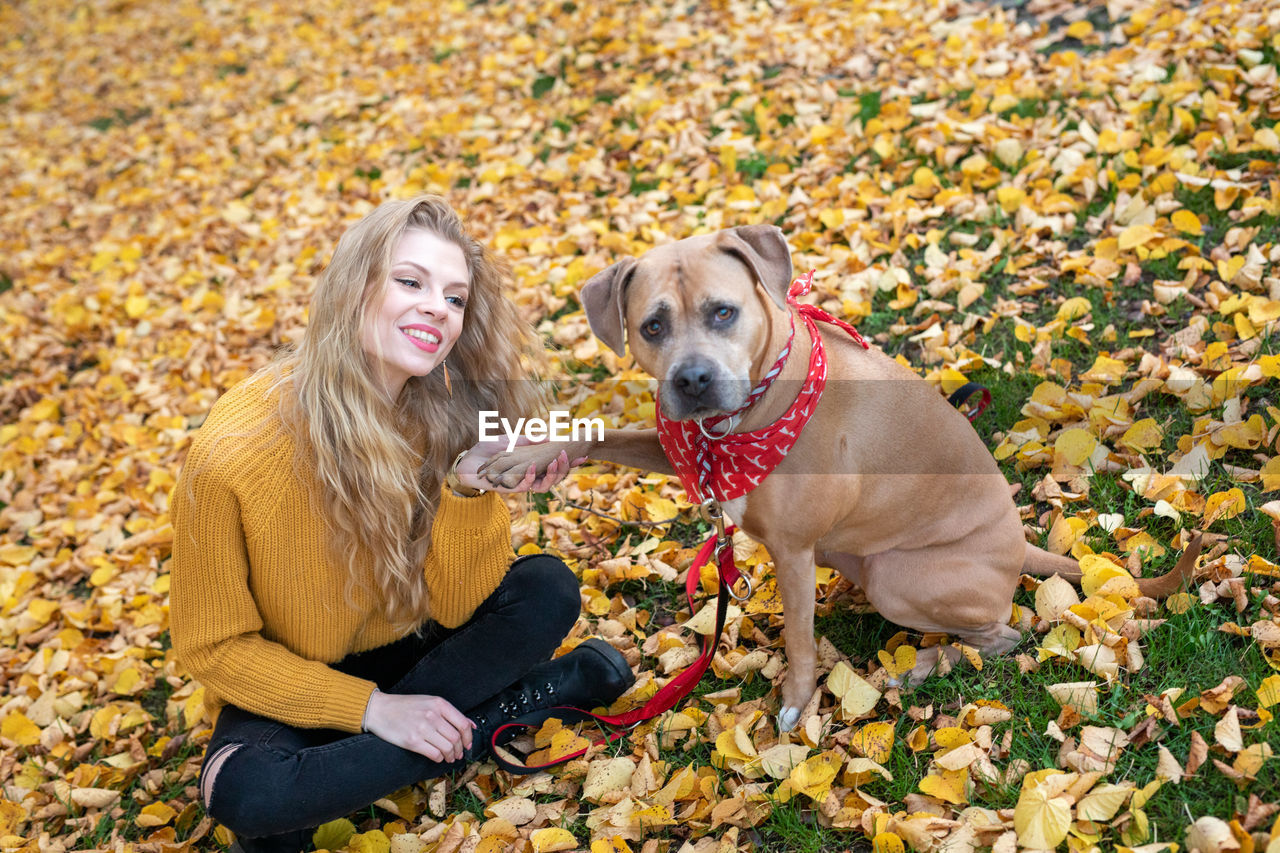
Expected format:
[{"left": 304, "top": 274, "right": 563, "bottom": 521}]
[
  {"left": 698, "top": 498, "right": 754, "bottom": 601},
  {"left": 699, "top": 497, "right": 726, "bottom": 541}
]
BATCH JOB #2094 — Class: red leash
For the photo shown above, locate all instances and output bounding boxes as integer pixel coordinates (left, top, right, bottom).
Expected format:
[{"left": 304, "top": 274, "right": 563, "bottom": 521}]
[{"left": 489, "top": 509, "right": 744, "bottom": 775}]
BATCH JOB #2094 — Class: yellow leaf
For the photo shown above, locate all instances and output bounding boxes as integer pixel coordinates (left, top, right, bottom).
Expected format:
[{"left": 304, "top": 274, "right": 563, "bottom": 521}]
[
  {"left": 1047, "top": 514, "right": 1088, "bottom": 555},
  {"left": 1233, "top": 742, "right": 1272, "bottom": 779},
  {"left": 1215, "top": 707, "right": 1243, "bottom": 752},
  {"left": 135, "top": 801, "right": 178, "bottom": 828},
  {"left": 1035, "top": 574, "right": 1081, "bottom": 622},
  {"left": 872, "top": 832, "right": 906, "bottom": 853},
  {"left": 222, "top": 200, "right": 252, "bottom": 223},
  {"left": 112, "top": 666, "right": 143, "bottom": 695},
  {"left": 89, "top": 704, "right": 122, "bottom": 740},
  {"left": 934, "top": 727, "right": 971, "bottom": 751},
  {"left": 1, "top": 713, "right": 41, "bottom": 747},
  {"left": 1218, "top": 255, "right": 1246, "bottom": 284},
  {"left": 0, "top": 800, "right": 27, "bottom": 837},
  {"left": 1065, "top": 19, "right": 1094, "bottom": 38},
  {"left": 1262, "top": 457, "right": 1280, "bottom": 492},
  {"left": 819, "top": 208, "right": 845, "bottom": 230},
  {"left": 1079, "top": 554, "right": 1132, "bottom": 597},
  {"left": 1118, "top": 224, "right": 1159, "bottom": 250},
  {"left": 827, "top": 661, "right": 882, "bottom": 720},
  {"left": 758, "top": 743, "right": 811, "bottom": 780},
  {"left": 312, "top": 819, "right": 357, "bottom": 851},
  {"left": 531, "top": 828, "right": 580, "bottom": 852},
  {"left": 1076, "top": 643, "right": 1121, "bottom": 679},
  {"left": 1046, "top": 681, "right": 1100, "bottom": 716},
  {"left": 23, "top": 599, "right": 60, "bottom": 629},
  {"left": 1014, "top": 784, "right": 1072, "bottom": 849},
  {"left": 125, "top": 294, "right": 150, "bottom": 319},
  {"left": 913, "top": 167, "right": 940, "bottom": 190},
  {"left": 996, "top": 186, "right": 1026, "bottom": 213},
  {"left": 1171, "top": 209, "right": 1203, "bottom": 235},
  {"left": 348, "top": 830, "right": 391, "bottom": 853},
  {"left": 1120, "top": 418, "right": 1163, "bottom": 450},
  {"left": 789, "top": 752, "right": 841, "bottom": 802},
  {"left": 844, "top": 757, "right": 894, "bottom": 787},
  {"left": 0, "top": 544, "right": 37, "bottom": 566},
  {"left": 1076, "top": 783, "right": 1133, "bottom": 821},
  {"left": 591, "top": 839, "right": 633, "bottom": 853},
  {"left": 1082, "top": 355, "right": 1127, "bottom": 383},
  {"left": 582, "top": 758, "right": 636, "bottom": 802},
  {"left": 850, "top": 722, "right": 895, "bottom": 764},
  {"left": 1203, "top": 488, "right": 1246, "bottom": 525},
  {"left": 722, "top": 724, "right": 758, "bottom": 758},
  {"left": 582, "top": 587, "right": 612, "bottom": 616},
  {"left": 876, "top": 645, "right": 916, "bottom": 679},
  {"left": 1056, "top": 297, "right": 1092, "bottom": 322},
  {"left": 918, "top": 768, "right": 969, "bottom": 805},
  {"left": 1257, "top": 674, "right": 1280, "bottom": 708},
  {"left": 1055, "top": 428, "right": 1098, "bottom": 466}
]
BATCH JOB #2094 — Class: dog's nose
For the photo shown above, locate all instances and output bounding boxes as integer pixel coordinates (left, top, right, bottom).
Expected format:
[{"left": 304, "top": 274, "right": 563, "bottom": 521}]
[{"left": 674, "top": 362, "right": 713, "bottom": 398}]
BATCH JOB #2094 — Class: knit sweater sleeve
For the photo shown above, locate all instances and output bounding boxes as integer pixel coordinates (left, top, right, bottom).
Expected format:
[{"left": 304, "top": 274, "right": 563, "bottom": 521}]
[
  {"left": 169, "top": 435, "right": 376, "bottom": 734},
  {"left": 422, "top": 486, "right": 515, "bottom": 629}
]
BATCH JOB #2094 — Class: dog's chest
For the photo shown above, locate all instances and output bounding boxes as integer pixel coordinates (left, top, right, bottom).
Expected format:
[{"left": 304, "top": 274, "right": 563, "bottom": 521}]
[{"left": 719, "top": 496, "right": 748, "bottom": 528}]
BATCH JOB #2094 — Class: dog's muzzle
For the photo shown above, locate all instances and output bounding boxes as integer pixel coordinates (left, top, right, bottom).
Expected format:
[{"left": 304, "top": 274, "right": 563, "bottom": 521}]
[{"left": 662, "top": 356, "right": 748, "bottom": 420}]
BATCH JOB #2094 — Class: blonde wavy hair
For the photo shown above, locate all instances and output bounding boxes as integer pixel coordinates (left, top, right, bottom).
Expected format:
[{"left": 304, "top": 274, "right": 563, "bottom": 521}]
[{"left": 273, "top": 195, "right": 546, "bottom": 628}]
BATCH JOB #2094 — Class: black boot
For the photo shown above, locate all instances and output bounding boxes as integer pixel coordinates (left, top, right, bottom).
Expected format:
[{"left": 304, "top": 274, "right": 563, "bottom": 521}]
[
  {"left": 229, "top": 826, "right": 313, "bottom": 853},
  {"left": 465, "top": 638, "right": 634, "bottom": 762}
]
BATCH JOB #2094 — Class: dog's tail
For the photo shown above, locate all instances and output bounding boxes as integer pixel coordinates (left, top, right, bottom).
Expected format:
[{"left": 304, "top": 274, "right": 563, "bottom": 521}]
[{"left": 1021, "top": 532, "right": 1202, "bottom": 599}]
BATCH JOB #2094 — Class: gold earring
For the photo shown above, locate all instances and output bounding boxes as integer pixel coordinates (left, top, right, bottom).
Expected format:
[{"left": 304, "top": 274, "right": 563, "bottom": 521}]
[{"left": 442, "top": 360, "right": 453, "bottom": 397}]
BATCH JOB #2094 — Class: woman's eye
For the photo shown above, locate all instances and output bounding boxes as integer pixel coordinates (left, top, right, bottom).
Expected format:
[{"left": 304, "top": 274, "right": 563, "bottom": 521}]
[
  {"left": 447, "top": 295, "right": 467, "bottom": 308},
  {"left": 396, "top": 277, "right": 420, "bottom": 289}
]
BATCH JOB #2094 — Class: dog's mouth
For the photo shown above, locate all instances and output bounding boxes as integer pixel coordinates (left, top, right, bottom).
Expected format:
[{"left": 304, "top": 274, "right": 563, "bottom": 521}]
[{"left": 658, "top": 379, "right": 749, "bottom": 421}]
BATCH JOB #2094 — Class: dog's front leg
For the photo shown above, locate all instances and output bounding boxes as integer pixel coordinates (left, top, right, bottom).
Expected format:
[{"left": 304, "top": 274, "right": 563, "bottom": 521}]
[
  {"left": 479, "top": 428, "right": 673, "bottom": 489},
  {"left": 772, "top": 544, "right": 817, "bottom": 732}
]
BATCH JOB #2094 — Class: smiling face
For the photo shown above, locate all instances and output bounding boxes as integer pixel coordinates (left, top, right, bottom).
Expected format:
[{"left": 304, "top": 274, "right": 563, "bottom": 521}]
[{"left": 361, "top": 228, "right": 470, "bottom": 399}]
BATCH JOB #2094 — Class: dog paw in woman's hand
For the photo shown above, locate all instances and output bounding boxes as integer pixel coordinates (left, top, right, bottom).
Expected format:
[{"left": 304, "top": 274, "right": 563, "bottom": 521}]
[
  {"left": 476, "top": 440, "right": 586, "bottom": 489},
  {"left": 476, "top": 440, "right": 582, "bottom": 490}
]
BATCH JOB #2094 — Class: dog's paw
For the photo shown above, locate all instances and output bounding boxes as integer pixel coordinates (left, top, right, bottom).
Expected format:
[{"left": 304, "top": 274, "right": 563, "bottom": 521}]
[
  {"left": 476, "top": 457, "right": 533, "bottom": 489},
  {"left": 477, "top": 447, "right": 554, "bottom": 489},
  {"left": 777, "top": 706, "right": 802, "bottom": 732}
]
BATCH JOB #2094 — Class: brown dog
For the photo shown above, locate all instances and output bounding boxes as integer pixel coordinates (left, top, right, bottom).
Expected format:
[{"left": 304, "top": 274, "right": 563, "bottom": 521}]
[{"left": 481, "top": 225, "right": 1200, "bottom": 731}]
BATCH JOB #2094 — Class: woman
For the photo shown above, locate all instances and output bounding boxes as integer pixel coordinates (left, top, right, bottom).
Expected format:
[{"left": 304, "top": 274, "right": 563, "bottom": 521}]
[{"left": 169, "top": 196, "right": 633, "bottom": 852}]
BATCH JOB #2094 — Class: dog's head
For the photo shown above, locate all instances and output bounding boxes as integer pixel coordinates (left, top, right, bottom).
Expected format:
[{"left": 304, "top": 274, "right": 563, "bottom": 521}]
[{"left": 582, "top": 225, "right": 794, "bottom": 420}]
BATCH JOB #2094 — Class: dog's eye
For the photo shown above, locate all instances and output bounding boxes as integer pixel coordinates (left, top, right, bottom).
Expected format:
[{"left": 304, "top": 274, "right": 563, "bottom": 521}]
[
  {"left": 642, "top": 319, "right": 663, "bottom": 339},
  {"left": 713, "top": 305, "right": 736, "bottom": 323}
]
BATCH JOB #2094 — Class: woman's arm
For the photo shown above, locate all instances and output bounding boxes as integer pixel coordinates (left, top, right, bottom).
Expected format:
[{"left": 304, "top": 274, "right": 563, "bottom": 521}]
[{"left": 169, "top": 461, "right": 377, "bottom": 733}]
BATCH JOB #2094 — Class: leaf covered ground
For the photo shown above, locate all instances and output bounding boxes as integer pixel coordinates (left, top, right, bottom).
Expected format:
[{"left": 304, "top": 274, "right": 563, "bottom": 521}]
[{"left": 2, "top": 0, "right": 1280, "bottom": 851}]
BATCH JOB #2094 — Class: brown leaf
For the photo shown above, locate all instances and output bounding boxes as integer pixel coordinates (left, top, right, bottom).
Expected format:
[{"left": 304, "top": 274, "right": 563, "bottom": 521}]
[{"left": 1186, "top": 731, "right": 1210, "bottom": 778}]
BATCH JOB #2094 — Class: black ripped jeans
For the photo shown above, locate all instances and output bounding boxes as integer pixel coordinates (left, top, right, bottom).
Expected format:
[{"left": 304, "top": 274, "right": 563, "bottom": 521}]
[{"left": 199, "top": 554, "right": 579, "bottom": 846}]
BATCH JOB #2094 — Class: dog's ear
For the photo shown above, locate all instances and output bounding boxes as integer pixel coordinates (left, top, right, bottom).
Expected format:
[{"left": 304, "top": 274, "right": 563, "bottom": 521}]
[
  {"left": 717, "top": 225, "right": 793, "bottom": 309},
  {"left": 581, "top": 257, "right": 637, "bottom": 356}
]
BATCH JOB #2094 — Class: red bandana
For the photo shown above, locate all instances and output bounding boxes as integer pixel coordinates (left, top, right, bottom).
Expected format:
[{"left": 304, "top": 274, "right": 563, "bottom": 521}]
[{"left": 655, "top": 271, "right": 868, "bottom": 503}]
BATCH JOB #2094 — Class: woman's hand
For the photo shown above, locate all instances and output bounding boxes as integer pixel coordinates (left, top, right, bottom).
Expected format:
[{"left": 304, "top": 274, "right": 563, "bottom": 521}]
[
  {"left": 362, "top": 689, "right": 474, "bottom": 763},
  {"left": 455, "top": 437, "right": 584, "bottom": 494}
]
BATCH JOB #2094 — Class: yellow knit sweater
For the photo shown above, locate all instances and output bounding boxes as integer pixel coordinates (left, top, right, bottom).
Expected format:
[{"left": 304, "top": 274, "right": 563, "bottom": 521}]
[{"left": 169, "top": 374, "right": 514, "bottom": 733}]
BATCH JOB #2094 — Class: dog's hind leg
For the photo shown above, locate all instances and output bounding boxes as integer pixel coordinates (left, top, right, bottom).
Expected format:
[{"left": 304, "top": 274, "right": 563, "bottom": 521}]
[{"left": 900, "top": 621, "right": 1021, "bottom": 686}]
